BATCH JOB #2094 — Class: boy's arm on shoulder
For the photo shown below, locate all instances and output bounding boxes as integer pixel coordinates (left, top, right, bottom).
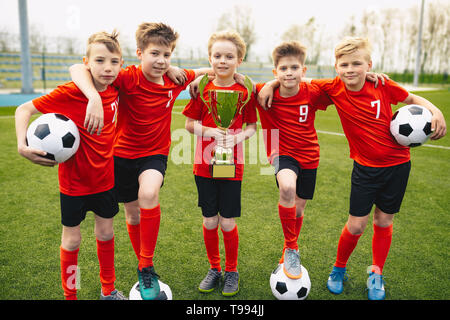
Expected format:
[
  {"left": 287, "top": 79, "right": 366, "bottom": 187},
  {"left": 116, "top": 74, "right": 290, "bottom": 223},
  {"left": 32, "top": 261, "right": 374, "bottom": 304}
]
[
  {"left": 403, "top": 93, "right": 447, "bottom": 140},
  {"left": 257, "top": 79, "right": 280, "bottom": 109},
  {"left": 193, "top": 67, "right": 214, "bottom": 78},
  {"left": 15, "top": 101, "right": 57, "bottom": 166},
  {"left": 69, "top": 63, "right": 103, "bottom": 135},
  {"left": 167, "top": 65, "right": 188, "bottom": 85}
]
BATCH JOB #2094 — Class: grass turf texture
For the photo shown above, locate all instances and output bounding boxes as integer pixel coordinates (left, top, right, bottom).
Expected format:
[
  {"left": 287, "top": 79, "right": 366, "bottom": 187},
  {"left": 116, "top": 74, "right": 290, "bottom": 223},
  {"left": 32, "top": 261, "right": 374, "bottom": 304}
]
[{"left": 0, "top": 91, "right": 448, "bottom": 300}]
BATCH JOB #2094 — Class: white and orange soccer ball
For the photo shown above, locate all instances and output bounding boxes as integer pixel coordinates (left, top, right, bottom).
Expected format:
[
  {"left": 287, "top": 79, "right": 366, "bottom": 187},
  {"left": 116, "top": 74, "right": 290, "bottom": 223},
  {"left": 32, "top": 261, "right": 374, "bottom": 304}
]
[{"left": 26, "top": 113, "right": 80, "bottom": 163}]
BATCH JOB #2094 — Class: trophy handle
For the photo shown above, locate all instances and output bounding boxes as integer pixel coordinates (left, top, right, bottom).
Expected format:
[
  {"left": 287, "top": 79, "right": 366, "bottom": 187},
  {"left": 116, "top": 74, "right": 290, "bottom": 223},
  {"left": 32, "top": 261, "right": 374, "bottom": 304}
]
[
  {"left": 198, "top": 74, "right": 212, "bottom": 112},
  {"left": 237, "top": 75, "right": 254, "bottom": 114}
]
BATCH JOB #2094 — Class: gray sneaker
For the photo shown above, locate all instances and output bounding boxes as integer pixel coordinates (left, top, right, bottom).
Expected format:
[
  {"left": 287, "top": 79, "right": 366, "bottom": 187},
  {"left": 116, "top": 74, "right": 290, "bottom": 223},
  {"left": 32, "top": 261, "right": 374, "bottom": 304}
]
[
  {"left": 222, "top": 271, "right": 239, "bottom": 296},
  {"left": 199, "top": 268, "right": 222, "bottom": 293},
  {"left": 100, "top": 289, "right": 128, "bottom": 300},
  {"left": 283, "top": 248, "right": 302, "bottom": 279}
]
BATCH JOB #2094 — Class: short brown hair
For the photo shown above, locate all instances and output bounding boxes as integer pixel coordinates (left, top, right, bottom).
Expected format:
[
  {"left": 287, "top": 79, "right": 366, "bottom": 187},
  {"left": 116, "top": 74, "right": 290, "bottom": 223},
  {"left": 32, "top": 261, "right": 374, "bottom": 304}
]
[
  {"left": 335, "top": 37, "right": 372, "bottom": 61},
  {"left": 135, "top": 22, "right": 179, "bottom": 51},
  {"left": 86, "top": 30, "right": 121, "bottom": 57},
  {"left": 207, "top": 30, "right": 246, "bottom": 60},
  {"left": 272, "top": 41, "right": 307, "bottom": 67}
]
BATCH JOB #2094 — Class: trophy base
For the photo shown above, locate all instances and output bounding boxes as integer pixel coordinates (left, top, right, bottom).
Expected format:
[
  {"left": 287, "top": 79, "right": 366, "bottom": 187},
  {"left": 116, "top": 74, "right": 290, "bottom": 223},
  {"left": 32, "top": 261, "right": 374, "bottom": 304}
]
[{"left": 210, "top": 164, "right": 236, "bottom": 178}]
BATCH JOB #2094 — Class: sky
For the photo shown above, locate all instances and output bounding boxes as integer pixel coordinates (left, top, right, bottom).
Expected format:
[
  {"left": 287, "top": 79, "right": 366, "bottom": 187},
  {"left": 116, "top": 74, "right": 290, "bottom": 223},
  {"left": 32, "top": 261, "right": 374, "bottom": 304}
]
[{"left": 1, "top": 0, "right": 425, "bottom": 62}]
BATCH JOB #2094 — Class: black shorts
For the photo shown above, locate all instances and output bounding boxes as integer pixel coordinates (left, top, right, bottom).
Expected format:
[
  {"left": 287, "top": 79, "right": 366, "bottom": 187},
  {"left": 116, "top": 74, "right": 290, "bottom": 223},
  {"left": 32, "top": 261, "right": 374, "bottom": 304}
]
[
  {"left": 273, "top": 155, "right": 317, "bottom": 200},
  {"left": 114, "top": 155, "right": 168, "bottom": 203},
  {"left": 60, "top": 188, "right": 119, "bottom": 227},
  {"left": 194, "top": 175, "right": 242, "bottom": 218},
  {"left": 349, "top": 161, "right": 411, "bottom": 216}
]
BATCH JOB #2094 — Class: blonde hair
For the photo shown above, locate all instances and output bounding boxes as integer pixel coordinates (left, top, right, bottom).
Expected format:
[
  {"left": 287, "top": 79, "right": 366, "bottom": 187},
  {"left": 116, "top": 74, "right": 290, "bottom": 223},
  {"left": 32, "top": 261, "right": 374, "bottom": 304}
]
[
  {"left": 335, "top": 37, "right": 372, "bottom": 61},
  {"left": 272, "top": 40, "right": 307, "bottom": 67},
  {"left": 135, "top": 22, "right": 179, "bottom": 51},
  {"left": 86, "top": 30, "right": 121, "bottom": 57},
  {"left": 207, "top": 30, "right": 246, "bottom": 60}
]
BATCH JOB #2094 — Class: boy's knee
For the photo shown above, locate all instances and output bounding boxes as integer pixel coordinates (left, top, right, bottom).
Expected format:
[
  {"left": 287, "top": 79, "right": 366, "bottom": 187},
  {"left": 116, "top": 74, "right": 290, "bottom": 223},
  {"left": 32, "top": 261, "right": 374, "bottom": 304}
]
[
  {"left": 95, "top": 228, "right": 114, "bottom": 242},
  {"left": 61, "top": 235, "right": 81, "bottom": 251},
  {"left": 219, "top": 217, "right": 236, "bottom": 232},
  {"left": 347, "top": 222, "right": 366, "bottom": 235},
  {"left": 279, "top": 183, "right": 296, "bottom": 202},
  {"left": 138, "top": 187, "right": 159, "bottom": 205},
  {"left": 203, "top": 216, "right": 219, "bottom": 230}
]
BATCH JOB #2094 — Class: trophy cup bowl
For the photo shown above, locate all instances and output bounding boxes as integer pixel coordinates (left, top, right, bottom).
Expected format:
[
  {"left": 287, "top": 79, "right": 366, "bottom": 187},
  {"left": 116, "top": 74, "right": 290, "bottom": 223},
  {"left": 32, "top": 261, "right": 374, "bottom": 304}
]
[{"left": 198, "top": 74, "right": 253, "bottom": 178}]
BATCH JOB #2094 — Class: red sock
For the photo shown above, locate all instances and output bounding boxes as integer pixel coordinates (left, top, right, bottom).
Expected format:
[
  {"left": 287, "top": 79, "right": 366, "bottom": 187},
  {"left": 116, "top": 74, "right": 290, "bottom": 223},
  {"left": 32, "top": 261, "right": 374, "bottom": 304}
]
[
  {"left": 334, "top": 224, "right": 362, "bottom": 268},
  {"left": 372, "top": 223, "right": 393, "bottom": 274},
  {"left": 278, "top": 203, "right": 298, "bottom": 250},
  {"left": 96, "top": 237, "right": 116, "bottom": 296},
  {"left": 295, "top": 215, "right": 304, "bottom": 240},
  {"left": 203, "top": 225, "right": 221, "bottom": 271},
  {"left": 126, "top": 221, "right": 141, "bottom": 260},
  {"left": 138, "top": 205, "right": 161, "bottom": 270},
  {"left": 222, "top": 226, "right": 239, "bottom": 272},
  {"left": 60, "top": 246, "right": 79, "bottom": 300}
]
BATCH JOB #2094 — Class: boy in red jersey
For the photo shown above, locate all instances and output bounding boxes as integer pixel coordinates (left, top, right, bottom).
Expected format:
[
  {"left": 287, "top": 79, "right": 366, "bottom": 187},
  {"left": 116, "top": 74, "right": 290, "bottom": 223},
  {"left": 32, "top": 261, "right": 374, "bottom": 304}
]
[
  {"left": 255, "top": 41, "right": 333, "bottom": 280},
  {"left": 15, "top": 31, "right": 126, "bottom": 300},
  {"left": 183, "top": 31, "right": 257, "bottom": 296},
  {"left": 259, "top": 37, "right": 446, "bottom": 300},
  {"left": 69, "top": 22, "right": 212, "bottom": 300}
]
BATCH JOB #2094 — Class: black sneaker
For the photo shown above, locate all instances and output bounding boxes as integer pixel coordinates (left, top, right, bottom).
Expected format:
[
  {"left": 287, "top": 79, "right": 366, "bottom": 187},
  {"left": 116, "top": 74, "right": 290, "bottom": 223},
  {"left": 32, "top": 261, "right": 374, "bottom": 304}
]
[
  {"left": 199, "top": 268, "right": 222, "bottom": 293},
  {"left": 222, "top": 271, "right": 239, "bottom": 296}
]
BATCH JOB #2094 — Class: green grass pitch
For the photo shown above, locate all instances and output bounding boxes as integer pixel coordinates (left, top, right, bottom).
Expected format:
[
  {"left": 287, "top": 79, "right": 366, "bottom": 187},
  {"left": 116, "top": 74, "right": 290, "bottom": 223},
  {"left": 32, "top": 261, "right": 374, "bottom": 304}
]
[{"left": 0, "top": 90, "right": 448, "bottom": 300}]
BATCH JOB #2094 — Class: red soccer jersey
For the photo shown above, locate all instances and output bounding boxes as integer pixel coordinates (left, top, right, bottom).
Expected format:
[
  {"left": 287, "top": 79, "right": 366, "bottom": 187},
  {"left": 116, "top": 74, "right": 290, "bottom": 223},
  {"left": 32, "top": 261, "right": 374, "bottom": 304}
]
[
  {"left": 112, "top": 65, "right": 196, "bottom": 159},
  {"left": 182, "top": 82, "right": 258, "bottom": 181},
  {"left": 311, "top": 77, "right": 410, "bottom": 167},
  {"left": 255, "top": 82, "right": 332, "bottom": 169},
  {"left": 32, "top": 82, "right": 119, "bottom": 196}
]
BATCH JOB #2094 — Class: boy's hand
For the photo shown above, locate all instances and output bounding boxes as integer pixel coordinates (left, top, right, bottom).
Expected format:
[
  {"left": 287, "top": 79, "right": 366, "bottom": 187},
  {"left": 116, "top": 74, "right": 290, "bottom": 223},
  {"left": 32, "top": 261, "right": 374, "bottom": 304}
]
[
  {"left": 204, "top": 127, "right": 225, "bottom": 141},
  {"left": 367, "top": 72, "right": 390, "bottom": 88},
  {"left": 257, "top": 82, "right": 277, "bottom": 110},
  {"left": 234, "top": 73, "right": 256, "bottom": 93},
  {"left": 167, "top": 66, "right": 187, "bottom": 85},
  {"left": 221, "top": 131, "right": 246, "bottom": 148},
  {"left": 189, "top": 75, "right": 215, "bottom": 99},
  {"left": 84, "top": 96, "right": 104, "bottom": 135},
  {"left": 18, "top": 145, "right": 57, "bottom": 167},
  {"left": 429, "top": 108, "right": 447, "bottom": 140}
]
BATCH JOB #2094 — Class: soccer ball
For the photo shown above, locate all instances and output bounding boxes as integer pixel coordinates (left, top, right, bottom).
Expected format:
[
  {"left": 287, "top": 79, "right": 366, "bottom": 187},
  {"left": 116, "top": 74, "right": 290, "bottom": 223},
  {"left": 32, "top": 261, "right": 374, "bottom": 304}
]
[
  {"left": 269, "top": 263, "right": 311, "bottom": 300},
  {"left": 129, "top": 281, "right": 173, "bottom": 300},
  {"left": 26, "top": 113, "right": 80, "bottom": 163},
  {"left": 390, "top": 104, "right": 432, "bottom": 147}
]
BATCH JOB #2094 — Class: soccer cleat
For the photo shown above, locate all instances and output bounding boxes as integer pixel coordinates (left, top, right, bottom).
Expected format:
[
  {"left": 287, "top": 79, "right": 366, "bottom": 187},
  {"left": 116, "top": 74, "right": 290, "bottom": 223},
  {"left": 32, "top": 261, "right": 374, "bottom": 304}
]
[
  {"left": 100, "top": 289, "right": 128, "bottom": 300},
  {"left": 283, "top": 248, "right": 302, "bottom": 279},
  {"left": 137, "top": 266, "right": 160, "bottom": 300},
  {"left": 367, "top": 272, "right": 386, "bottom": 300},
  {"left": 198, "top": 268, "right": 222, "bottom": 293},
  {"left": 222, "top": 271, "right": 239, "bottom": 296},
  {"left": 327, "top": 266, "right": 348, "bottom": 294}
]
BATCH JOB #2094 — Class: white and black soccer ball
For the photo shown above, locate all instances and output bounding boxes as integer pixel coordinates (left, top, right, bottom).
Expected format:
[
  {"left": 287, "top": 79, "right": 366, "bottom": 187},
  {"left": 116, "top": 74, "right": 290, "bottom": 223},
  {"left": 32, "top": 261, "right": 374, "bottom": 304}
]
[
  {"left": 390, "top": 104, "right": 433, "bottom": 147},
  {"left": 129, "top": 280, "right": 173, "bottom": 300},
  {"left": 269, "top": 263, "right": 311, "bottom": 300},
  {"left": 26, "top": 113, "right": 80, "bottom": 163}
]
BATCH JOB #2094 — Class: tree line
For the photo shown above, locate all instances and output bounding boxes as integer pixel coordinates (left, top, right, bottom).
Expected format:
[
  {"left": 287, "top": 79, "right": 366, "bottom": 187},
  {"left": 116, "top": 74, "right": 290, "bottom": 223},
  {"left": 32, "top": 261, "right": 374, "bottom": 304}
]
[{"left": 0, "top": 1, "right": 448, "bottom": 74}]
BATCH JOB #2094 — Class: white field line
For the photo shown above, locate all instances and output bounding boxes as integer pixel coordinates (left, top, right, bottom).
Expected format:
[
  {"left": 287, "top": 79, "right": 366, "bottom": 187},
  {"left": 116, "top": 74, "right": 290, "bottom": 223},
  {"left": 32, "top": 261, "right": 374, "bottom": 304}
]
[
  {"left": 172, "top": 110, "right": 450, "bottom": 150},
  {"left": 3, "top": 111, "right": 447, "bottom": 150}
]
